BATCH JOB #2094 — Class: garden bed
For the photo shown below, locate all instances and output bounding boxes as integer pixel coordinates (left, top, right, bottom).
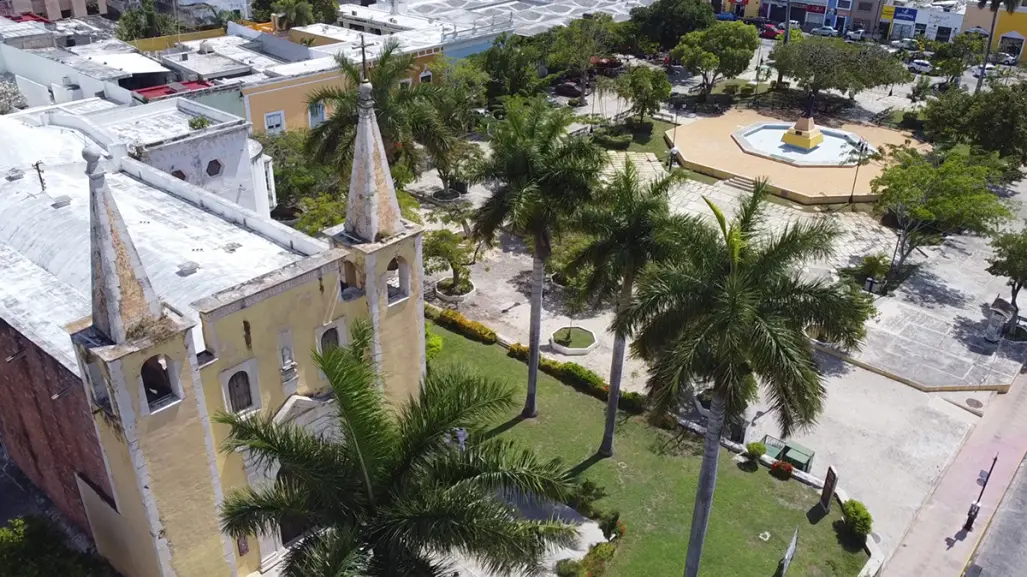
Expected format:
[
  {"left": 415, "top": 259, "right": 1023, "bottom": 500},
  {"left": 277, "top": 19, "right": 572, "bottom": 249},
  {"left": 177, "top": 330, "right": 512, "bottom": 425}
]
[
  {"left": 429, "top": 324, "right": 870, "bottom": 577},
  {"left": 550, "top": 326, "right": 597, "bottom": 355},
  {"left": 434, "top": 278, "right": 475, "bottom": 303}
]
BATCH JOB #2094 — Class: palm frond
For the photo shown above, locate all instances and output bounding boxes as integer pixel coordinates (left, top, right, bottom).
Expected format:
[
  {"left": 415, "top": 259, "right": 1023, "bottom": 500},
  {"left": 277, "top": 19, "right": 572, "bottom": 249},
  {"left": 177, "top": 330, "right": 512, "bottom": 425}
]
[
  {"left": 280, "top": 527, "right": 368, "bottom": 577},
  {"left": 220, "top": 479, "right": 326, "bottom": 539},
  {"left": 314, "top": 332, "right": 399, "bottom": 508}
]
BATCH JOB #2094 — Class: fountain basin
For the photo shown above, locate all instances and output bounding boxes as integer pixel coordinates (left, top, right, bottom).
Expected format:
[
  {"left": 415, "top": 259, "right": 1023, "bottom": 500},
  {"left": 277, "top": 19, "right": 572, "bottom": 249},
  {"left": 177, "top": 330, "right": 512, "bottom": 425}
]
[{"left": 732, "top": 122, "right": 875, "bottom": 167}]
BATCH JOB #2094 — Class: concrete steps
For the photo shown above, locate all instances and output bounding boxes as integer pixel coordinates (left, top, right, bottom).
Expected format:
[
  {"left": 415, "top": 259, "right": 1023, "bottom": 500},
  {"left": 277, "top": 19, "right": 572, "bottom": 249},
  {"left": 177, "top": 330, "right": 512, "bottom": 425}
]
[{"left": 723, "top": 175, "right": 756, "bottom": 193}]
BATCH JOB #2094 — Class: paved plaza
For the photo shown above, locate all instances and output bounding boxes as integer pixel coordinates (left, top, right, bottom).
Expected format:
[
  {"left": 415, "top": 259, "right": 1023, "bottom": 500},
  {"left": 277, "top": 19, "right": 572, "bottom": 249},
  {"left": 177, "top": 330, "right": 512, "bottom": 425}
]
[{"left": 747, "top": 356, "right": 978, "bottom": 559}]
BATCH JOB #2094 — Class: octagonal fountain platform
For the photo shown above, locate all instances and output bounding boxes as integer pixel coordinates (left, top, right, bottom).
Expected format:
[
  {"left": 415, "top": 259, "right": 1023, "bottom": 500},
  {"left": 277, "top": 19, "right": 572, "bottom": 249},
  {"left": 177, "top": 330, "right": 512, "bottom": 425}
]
[
  {"left": 664, "top": 110, "right": 918, "bottom": 205},
  {"left": 732, "top": 122, "right": 877, "bottom": 168}
]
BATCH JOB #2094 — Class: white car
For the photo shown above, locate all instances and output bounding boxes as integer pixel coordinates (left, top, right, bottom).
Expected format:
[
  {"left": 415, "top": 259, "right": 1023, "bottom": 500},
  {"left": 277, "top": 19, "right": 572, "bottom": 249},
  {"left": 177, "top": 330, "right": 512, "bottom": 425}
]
[
  {"left": 908, "top": 59, "right": 933, "bottom": 74},
  {"left": 890, "top": 38, "right": 918, "bottom": 50},
  {"left": 972, "top": 63, "right": 997, "bottom": 78},
  {"left": 810, "top": 26, "right": 838, "bottom": 37},
  {"left": 845, "top": 29, "right": 866, "bottom": 41}
]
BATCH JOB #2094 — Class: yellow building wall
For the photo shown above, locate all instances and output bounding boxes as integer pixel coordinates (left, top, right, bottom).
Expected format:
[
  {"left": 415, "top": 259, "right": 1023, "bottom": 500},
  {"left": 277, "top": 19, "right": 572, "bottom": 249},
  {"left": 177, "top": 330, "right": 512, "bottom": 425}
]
[
  {"left": 725, "top": 0, "right": 760, "bottom": 19},
  {"left": 129, "top": 28, "right": 226, "bottom": 52},
  {"left": 115, "top": 332, "right": 230, "bottom": 577},
  {"left": 287, "top": 29, "right": 344, "bottom": 47},
  {"left": 85, "top": 391, "right": 164, "bottom": 577},
  {"left": 370, "top": 237, "right": 425, "bottom": 406},
  {"left": 198, "top": 257, "right": 369, "bottom": 574},
  {"left": 962, "top": 7, "right": 1027, "bottom": 62},
  {"left": 244, "top": 51, "right": 441, "bottom": 133}
]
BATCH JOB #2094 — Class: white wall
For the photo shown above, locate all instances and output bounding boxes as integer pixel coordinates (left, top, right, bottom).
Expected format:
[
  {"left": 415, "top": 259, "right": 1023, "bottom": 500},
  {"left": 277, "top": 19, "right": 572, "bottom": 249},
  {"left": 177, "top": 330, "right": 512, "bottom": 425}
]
[
  {"left": 0, "top": 44, "right": 134, "bottom": 107},
  {"left": 145, "top": 127, "right": 265, "bottom": 215},
  {"left": 915, "top": 8, "right": 964, "bottom": 41},
  {"left": 16, "top": 76, "right": 52, "bottom": 107}
]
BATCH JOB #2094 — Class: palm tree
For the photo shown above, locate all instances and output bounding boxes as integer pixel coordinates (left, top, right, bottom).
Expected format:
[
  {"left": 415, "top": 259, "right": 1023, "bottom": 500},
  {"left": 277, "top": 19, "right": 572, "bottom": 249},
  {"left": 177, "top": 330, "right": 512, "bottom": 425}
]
[
  {"left": 615, "top": 181, "right": 872, "bottom": 577},
  {"left": 470, "top": 97, "right": 606, "bottom": 418},
  {"left": 569, "top": 159, "right": 686, "bottom": 457},
  {"left": 306, "top": 38, "right": 449, "bottom": 176},
  {"left": 272, "top": 0, "right": 314, "bottom": 28},
  {"left": 216, "top": 321, "right": 578, "bottom": 576},
  {"left": 976, "top": 0, "right": 1018, "bottom": 93}
]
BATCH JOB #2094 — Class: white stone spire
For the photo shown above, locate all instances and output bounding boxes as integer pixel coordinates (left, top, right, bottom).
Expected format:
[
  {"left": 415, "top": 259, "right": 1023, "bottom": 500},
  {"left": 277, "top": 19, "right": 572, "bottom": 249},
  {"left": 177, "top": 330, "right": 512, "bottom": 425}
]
[
  {"left": 343, "top": 78, "right": 403, "bottom": 243},
  {"left": 85, "top": 146, "right": 162, "bottom": 343}
]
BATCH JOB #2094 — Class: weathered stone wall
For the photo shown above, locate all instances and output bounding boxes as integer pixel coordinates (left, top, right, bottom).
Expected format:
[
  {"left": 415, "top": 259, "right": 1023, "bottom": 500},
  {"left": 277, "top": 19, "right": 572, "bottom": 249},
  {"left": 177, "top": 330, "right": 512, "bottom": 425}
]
[{"left": 0, "top": 319, "right": 113, "bottom": 535}]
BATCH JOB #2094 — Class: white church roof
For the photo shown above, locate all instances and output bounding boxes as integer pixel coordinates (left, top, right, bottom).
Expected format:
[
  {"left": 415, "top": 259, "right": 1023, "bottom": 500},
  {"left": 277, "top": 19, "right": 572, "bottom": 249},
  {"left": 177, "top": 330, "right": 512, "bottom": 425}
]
[{"left": 0, "top": 116, "right": 308, "bottom": 370}]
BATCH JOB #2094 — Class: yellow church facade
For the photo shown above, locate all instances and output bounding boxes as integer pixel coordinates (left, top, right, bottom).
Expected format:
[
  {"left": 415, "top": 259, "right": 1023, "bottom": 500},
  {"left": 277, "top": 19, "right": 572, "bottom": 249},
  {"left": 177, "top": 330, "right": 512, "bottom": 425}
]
[{"left": 63, "top": 78, "right": 426, "bottom": 577}]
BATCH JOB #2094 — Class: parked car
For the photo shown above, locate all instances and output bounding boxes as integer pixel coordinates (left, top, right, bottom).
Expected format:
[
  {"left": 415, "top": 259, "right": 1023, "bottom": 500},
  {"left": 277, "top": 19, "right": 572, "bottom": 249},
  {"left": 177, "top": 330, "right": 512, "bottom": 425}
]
[
  {"left": 715, "top": 11, "right": 737, "bottom": 21},
  {"left": 908, "top": 59, "right": 933, "bottom": 74},
  {"left": 554, "top": 82, "right": 584, "bottom": 97},
  {"left": 890, "top": 38, "right": 918, "bottom": 50},
  {"left": 760, "top": 24, "right": 783, "bottom": 39},
  {"left": 777, "top": 20, "right": 801, "bottom": 31},
  {"left": 972, "top": 63, "right": 997, "bottom": 78},
  {"left": 844, "top": 28, "right": 866, "bottom": 41},
  {"left": 810, "top": 26, "right": 838, "bottom": 37},
  {"left": 991, "top": 52, "right": 1018, "bottom": 66},
  {"left": 743, "top": 16, "right": 772, "bottom": 28}
]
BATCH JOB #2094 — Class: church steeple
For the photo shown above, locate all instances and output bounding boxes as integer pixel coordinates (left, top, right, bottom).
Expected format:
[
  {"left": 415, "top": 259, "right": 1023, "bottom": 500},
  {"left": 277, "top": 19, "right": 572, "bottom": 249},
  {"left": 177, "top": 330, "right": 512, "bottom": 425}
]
[
  {"left": 85, "top": 146, "right": 162, "bottom": 343},
  {"left": 343, "top": 38, "right": 403, "bottom": 243}
]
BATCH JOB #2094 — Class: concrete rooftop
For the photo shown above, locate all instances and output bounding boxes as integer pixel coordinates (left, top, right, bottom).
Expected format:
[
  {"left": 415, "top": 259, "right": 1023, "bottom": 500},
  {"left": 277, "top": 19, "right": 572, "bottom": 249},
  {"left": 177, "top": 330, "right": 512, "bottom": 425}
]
[
  {"left": 402, "top": 0, "right": 659, "bottom": 35},
  {"left": 0, "top": 116, "right": 306, "bottom": 370}
]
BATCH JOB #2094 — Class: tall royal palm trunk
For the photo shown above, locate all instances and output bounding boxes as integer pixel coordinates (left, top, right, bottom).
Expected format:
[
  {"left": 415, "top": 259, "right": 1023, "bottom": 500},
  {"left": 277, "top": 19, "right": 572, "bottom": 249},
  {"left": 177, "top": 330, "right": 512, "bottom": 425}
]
[
  {"left": 977, "top": 9, "right": 1000, "bottom": 94},
  {"left": 524, "top": 253, "right": 546, "bottom": 418},
  {"left": 599, "top": 274, "right": 634, "bottom": 457},
  {"left": 683, "top": 391, "right": 727, "bottom": 577}
]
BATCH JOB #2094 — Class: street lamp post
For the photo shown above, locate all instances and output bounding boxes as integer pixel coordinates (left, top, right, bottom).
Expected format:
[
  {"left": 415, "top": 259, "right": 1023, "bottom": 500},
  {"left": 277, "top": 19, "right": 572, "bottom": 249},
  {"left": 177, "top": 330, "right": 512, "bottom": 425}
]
[
  {"left": 754, "top": 57, "right": 765, "bottom": 108},
  {"left": 964, "top": 454, "right": 999, "bottom": 532},
  {"left": 848, "top": 138, "right": 869, "bottom": 205}
]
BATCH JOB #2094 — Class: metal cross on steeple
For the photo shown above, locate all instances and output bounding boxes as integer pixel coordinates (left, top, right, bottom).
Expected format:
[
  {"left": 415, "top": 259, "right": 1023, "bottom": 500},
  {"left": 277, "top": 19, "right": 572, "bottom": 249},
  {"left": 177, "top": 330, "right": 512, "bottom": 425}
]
[{"left": 359, "top": 34, "right": 369, "bottom": 81}]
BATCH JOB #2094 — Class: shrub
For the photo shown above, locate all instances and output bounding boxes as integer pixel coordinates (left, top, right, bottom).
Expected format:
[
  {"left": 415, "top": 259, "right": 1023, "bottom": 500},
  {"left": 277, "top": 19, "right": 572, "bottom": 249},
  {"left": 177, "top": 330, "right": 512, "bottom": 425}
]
[
  {"left": 567, "top": 97, "right": 584, "bottom": 107},
  {"left": 567, "top": 480, "right": 608, "bottom": 518},
  {"left": 857, "top": 253, "right": 891, "bottom": 281},
  {"left": 425, "top": 325, "right": 443, "bottom": 363},
  {"left": 722, "top": 83, "right": 739, "bottom": 96},
  {"left": 433, "top": 309, "right": 496, "bottom": 344},
  {"left": 0, "top": 516, "right": 115, "bottom": 577},
  {"left": 619, "top": 391, "right": 647, "bottom": 413},
  {"left": 746, "top": 441, "right": 767, "bottom": 460},
  {"left": 771, "top": 460, "right": 794, "bottom": 480},
  {"left": 842, "top": 500, "right": 873, "bottom": 539},
  {"left": 900, "top": 111, "right": 924, "bottom": 130},
  {"left": 599, "top": 510, "right": 624, "bottom": 540},
  {"left": 555, "top": 559, "right": 584, "bottom": 577},
  {"left": 740, "top": 85, "right": 755, "bottom": 96},
  {"left": 505, "top": 344, "right": 648, "bottom": 414},
  {"left": 188, "top": 116, "right": 211, "bottom": 130},
  {"left": 593, "top": 131, "right": 632, "bottom": 150},
  {"left": 581, "top": 542, "right": 617, "bottom": 576}
]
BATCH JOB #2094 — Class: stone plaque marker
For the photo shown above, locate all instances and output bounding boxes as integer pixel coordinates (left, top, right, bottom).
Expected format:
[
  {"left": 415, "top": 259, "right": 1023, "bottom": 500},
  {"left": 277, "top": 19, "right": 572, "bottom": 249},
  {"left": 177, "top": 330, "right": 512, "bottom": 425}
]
[{"left": 820, "top": 466, "right": 839, "bottom": 512}]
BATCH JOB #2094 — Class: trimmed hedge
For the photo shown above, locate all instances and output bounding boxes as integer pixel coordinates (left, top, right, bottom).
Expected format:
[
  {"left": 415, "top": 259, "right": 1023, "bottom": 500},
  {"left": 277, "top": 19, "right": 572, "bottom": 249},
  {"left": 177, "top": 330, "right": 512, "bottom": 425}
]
[
  {"left": 842, "top": 499, "right": 873, "bottom": 539},
  {"left": 428, "top": 308, "right": 497, "bottom": 344},
  {"left": 594, "top": 131, "right": 632, "bottom": 150},
  {"left": 507, "top": 343, "right": 647, "bottom": 414}
]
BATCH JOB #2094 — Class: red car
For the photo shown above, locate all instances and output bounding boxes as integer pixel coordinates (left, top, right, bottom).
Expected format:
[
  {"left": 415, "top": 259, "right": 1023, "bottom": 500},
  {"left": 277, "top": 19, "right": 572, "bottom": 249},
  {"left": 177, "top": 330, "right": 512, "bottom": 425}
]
[{"left": 760, "top": 24, "right": 782, "bottom": 39}]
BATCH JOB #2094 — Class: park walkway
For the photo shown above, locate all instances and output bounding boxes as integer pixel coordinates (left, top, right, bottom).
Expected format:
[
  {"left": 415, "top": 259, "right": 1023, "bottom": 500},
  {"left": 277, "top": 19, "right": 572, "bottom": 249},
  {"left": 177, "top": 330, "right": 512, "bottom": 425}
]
[{"left": 883, "top": 372, "right": 1027, "bottom": 576}]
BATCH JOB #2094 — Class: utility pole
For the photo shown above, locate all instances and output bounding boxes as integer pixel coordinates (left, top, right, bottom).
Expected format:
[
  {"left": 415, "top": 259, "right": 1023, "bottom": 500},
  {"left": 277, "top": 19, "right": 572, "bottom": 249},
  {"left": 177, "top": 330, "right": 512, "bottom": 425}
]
[{"left": 784, "top": 0, "right": 793, "bottom": 44}]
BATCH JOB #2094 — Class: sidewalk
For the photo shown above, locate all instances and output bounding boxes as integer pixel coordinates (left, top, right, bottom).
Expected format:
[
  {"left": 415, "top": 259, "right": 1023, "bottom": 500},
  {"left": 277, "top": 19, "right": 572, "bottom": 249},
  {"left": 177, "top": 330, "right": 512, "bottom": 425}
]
[{"left": 883, "top": 373, "right": 1027, "bottom": 576}]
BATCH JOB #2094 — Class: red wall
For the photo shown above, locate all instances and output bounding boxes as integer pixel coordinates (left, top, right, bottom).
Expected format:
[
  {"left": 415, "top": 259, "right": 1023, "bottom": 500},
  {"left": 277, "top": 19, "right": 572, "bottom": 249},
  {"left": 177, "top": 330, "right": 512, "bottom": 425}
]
[{"left": 0, "top": 319, "right": 114, "bottom": 534}]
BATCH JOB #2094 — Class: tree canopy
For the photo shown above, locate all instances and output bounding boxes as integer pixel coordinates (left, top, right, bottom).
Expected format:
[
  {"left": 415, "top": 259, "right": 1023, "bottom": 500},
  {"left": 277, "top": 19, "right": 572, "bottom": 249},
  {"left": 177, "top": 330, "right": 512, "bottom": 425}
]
[
  {"left": 672, "top": 21, "right": 759, "bottom": 98},
  {"left": 922, "top": 83, "right": 1027, "bottom": 164},
  {"left": 472, "top": 33, "right": 551, "bottom": 103},
  {"left": 629, "top": 0, "right": 716, "bottom": 51},
  {"left": 771, "top": 38, "right": 909, "bottom": 100},
  {"left": 271, "top": 0, "right": 314, "bottom": 28},
  {"left": 872, "top": 146, "right": 1010, "bottom": 276},
  {"left": 988, "top": 227, "right": 1027, "bottom": 317},
  {"left": 930, "top": 33, "right": 984, "bottom": 86},
  {"left": 549, "top": 14, "right": 615, "bottom": 78},
  {"left": 217, "top": 321, "right": 578, "bottom": 576},
  {"left": 115, "top": 0, "right": 178, "bottom": 41},
  {"left": 615, "top": 66, "right": 673, "bottom": 122}
]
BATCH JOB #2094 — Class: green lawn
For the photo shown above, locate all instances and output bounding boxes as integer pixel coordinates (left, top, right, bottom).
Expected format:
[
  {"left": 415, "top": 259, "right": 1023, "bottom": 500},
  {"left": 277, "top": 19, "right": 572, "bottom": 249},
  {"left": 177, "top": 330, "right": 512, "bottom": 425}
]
[
  {"left": 431, "top": 325, "right": 868, "bottom": 577},
  {"left": 552, "top": 326, "right": 595, "bottom": 348}
]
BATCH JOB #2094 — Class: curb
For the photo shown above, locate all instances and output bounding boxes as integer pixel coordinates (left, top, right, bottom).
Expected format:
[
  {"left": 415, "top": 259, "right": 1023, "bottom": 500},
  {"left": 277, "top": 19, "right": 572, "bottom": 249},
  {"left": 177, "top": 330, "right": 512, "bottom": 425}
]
[{"left": 811, "top": 340, "right": 1012, "bottom": 394}]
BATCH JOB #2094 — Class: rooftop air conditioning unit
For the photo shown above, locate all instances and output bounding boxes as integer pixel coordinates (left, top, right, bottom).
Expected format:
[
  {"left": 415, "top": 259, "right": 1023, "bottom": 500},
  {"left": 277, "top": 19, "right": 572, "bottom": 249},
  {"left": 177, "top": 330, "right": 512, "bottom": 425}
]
[{"left": 61, "top": 76, "right": 74, "bottom": 86}]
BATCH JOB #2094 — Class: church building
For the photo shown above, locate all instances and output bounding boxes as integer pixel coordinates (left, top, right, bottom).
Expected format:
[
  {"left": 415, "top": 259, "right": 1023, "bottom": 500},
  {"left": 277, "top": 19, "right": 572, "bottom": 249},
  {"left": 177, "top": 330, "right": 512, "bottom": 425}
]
[{"left": 0, "top": 75, "right": 425, "bottom": 577}]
